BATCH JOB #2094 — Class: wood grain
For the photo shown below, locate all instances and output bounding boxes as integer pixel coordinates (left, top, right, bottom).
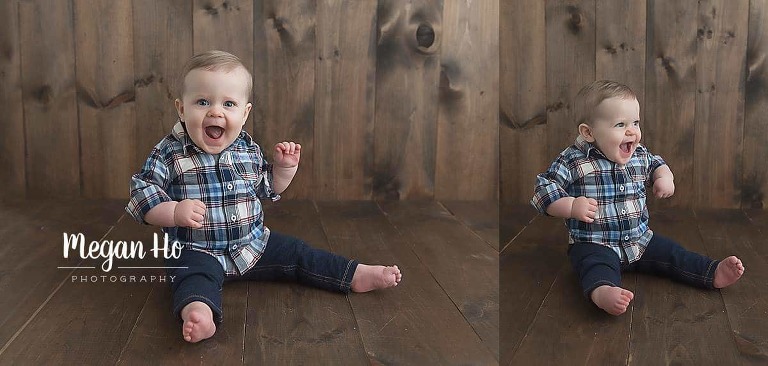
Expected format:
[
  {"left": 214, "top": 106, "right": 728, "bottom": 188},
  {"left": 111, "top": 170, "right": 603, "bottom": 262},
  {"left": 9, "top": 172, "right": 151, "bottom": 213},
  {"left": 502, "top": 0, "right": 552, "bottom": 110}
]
[
  {"left": 378, "top": 200, "right": 499, "bottom": 359},
  {"left": 132, "top": 0, "right": 193, "bottom": 170},
  {"left": 694, "top": 0, "right": 748, "bottom": 208},
  {"left": 257, "top": 0, "right": 316, "bottom": 199},
  {"left": 0, "top": 0, "right": 24, "bottom": 198},
  {"left": 629, "top": 209, "right": 741, "bottom": 365},
  {"left": 545, "top": 0, "right": 596, "bottom": 158},
  {"left": 435, "top": 0, "right": 498, "bottom": 200},
  {"left": 19, "top": 0, "right": 79, "bottom": 197},
  {"left": 441, "top": 200, "right": 499, "bottom": 250},
  {"left": 314, "top": 0, "right": 376, "bottom": 199},
  {"left": 499, "top": 0, "right": 548, "bottom": 209},
  {"left": 0, "top": 199, "right": 124, "bottom": 353},
  {"left": 499, "top": 215, "right": 569, "bottom": 363},
  {"left": 742, "top": 0, "right": 768, "bottom": 209},
  {"left": 373, "top": 0, "right": 442, "bottom": 200},
  {"left": 316, "top": 201, "right": 497, "bottom": 365},
  {"left": 644, "top": 0, "right": 698, "bottom": 208},
  {"left": 0, "top": 211, "right": 153, "bottom": 364},
  {"left": 193, "top": 0, "right": 255, "bottom": 135},
  {"left": 696, "top": 209, "right": 768, "bottom": 363},
  {"left": 595, "top": 0, "right": 646, "bottom": 104},
  {"left": 75, "top": 0, "right": 135, "bottom": 199}
]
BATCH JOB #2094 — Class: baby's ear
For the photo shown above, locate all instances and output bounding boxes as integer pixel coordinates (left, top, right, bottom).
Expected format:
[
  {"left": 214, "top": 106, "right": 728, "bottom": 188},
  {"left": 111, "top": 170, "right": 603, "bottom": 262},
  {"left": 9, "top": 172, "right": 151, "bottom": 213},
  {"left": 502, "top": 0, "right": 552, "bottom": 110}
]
[
  {"left": 174, "top": 99, "right": 184, "bottom": 119},
  {"left": 578, "top": 123, "right": 595, "bottom": 142},
  {"left": 242, "top": 102, "right": 252, "bottom": 126}
]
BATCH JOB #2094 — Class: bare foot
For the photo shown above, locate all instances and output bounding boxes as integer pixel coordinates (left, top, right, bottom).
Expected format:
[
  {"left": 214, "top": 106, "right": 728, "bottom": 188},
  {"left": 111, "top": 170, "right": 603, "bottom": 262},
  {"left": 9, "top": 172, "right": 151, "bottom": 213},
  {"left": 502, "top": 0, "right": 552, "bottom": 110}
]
[
  {"left": 590, "top": 285, "right": 634, "bottom": 316},
  {"left": 351, "top": 264, "right": 402, "bottom": 293},
  {"left": 714, "top": 256, "right": 745, "bottom": 289},
  {"left": 180, "top": 301, "right": 216, "bottom": 343}
]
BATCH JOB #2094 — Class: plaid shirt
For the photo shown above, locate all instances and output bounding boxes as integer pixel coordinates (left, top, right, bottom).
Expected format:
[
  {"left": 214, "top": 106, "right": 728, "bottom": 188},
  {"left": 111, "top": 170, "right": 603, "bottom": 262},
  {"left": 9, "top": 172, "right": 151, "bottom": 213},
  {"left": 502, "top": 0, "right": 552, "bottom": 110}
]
[
  {"left": 126, "top": 121, "right": 280, "bottom": 276},
  {"left": 531, "top": 136, "right": 666, "bottom": 263}
]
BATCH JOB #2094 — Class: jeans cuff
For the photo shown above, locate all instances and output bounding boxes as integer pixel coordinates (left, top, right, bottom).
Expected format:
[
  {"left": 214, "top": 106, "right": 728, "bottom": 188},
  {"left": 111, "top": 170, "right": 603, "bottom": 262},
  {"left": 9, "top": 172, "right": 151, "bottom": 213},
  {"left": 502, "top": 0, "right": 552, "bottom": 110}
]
[
  {"left": 704, "top": 259, "right": 719, "bottom": 289},
  {"left": 340, "top": 260, "right": 358, "bottom": 293}
]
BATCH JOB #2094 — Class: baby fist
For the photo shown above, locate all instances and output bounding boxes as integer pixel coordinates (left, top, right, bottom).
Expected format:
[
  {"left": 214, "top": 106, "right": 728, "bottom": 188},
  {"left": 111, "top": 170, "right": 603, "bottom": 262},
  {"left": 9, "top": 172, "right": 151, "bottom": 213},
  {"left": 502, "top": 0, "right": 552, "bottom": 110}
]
[
  {"left": 571, "top": 196, "right": 598, "bottom": 223},
  {"left": 653, "top": 177, "right": 675, "bottom": 199},
  {"left": 274, "top": 141, "right": 301, "bottom": 168},
  {"left": 174, "top": 199, "right": 206, "bottom": 229}
]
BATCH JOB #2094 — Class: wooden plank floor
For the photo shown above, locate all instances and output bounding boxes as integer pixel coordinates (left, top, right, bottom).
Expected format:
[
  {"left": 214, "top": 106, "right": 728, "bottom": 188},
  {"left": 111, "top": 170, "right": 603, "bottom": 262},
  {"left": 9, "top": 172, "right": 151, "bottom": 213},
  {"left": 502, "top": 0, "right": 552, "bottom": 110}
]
[
  {"left": 501, "top": 207, "right": 768, "bottom": 365},
  {"left": 0, "top": 199, "right": 498, "bottom": 365}
]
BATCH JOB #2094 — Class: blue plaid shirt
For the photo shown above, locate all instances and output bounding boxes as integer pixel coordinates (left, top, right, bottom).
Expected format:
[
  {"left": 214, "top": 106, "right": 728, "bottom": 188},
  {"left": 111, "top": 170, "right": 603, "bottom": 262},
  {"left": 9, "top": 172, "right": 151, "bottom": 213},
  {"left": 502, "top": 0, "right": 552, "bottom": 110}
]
[
  {"left": 531, "top": 136, "right": 666, "bottom": 263},
  {"left": 127, "top": 121, "right": 280, "bottom": 276}
]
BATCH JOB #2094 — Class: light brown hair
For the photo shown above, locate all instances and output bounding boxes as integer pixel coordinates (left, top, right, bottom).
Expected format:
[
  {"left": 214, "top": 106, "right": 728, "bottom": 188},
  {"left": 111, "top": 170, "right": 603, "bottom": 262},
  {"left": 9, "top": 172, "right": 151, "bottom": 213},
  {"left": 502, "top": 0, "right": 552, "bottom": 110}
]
[
  {"left": 177, "top": 50, "right": 253, "bottom": 98},
  {"left": 574, "top": 80, "right": 637, "bottom": 126}
]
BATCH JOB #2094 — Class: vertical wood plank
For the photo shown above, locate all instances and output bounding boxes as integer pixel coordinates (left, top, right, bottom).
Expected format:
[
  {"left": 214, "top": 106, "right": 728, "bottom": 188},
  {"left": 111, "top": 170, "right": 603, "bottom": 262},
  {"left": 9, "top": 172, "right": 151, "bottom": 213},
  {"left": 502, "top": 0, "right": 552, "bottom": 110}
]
[
  {"left": 0, "top": 0, "right": 25, "bottom": 198},
  {"left": 595, "top": 0, "right": 646, "bottom": 104},
  {"left": 257, "top": 0, "right": 316, "bottom": 199},
  {"left": 742, "top": 0, "right": 768, "bottom": 209},
  {"left": 19, "top": 0, "right": 79, "bottom": 197},
  {"left": 75, "top": 0, "right": 135, "bottom": 199},
  {"left": 645, "top": 0, "right": 698, "bottom": 207},
  {"left": 545, "top": 0, "right": 596, "bottom": 158},
  {"left": 314, "top": 0, "right": 376, "bottom": 199},
  {"left": 499, "top": 0, "right": 547, "bottom": 207},
  {"left": 193, "top": 0, "right": 254, "bottom": 135},
  {"left": 694, "top": 0, "right": 748, "bottom": 208},
  {"left": 373, "top": 0, "right": 442, "bottom": 200},
  {"left": 435, "top": 0, "right": 498, "bottom": 200},
  {"left": 132, "top": 0, "right": 193, "bottom": 171}
]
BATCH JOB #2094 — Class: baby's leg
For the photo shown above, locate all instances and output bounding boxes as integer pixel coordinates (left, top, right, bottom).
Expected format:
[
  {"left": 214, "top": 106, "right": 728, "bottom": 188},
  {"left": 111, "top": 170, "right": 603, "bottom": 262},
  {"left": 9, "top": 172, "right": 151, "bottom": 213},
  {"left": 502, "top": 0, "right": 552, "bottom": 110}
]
[
  {"left": 569, "top": 243, "right": 632, "bottom": 315},
  {"left": 630, "top": 235, "right": 741, "bottom": 289},
  {"left": 241, "top": 231, "right": 401, "bottom": 293},
  {"left": 714, "top": 256, "right": 744, "bottom": 288},
  {"left": 166, "top": 249, "right": 225, "bottom": 343}
]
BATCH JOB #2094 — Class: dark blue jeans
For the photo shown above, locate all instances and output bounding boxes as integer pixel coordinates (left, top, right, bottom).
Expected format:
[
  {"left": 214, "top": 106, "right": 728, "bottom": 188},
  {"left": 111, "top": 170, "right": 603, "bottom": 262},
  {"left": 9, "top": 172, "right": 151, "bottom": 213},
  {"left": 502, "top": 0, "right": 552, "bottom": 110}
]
[
  {"left": 568, "top": 234, "right": 719, "bottom": 298},
  {"left": 165, "top": 231, "right": 358, "bottom": 324}
]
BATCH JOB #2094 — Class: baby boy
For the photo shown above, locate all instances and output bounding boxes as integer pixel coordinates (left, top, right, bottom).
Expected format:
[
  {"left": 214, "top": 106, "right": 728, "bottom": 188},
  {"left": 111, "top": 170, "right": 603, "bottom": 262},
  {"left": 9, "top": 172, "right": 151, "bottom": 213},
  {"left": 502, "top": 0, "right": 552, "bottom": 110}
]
[
  {"left": 127, "top": 50, "right": 402, "bottom": 342},
  {"left": 531, "top": 80, "right": 744, "bottom": 315}
]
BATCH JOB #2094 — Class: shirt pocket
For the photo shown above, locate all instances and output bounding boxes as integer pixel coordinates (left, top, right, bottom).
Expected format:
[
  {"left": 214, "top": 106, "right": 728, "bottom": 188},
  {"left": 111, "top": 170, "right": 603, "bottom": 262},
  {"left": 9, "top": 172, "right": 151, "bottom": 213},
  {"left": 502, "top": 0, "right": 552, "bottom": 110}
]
[{"left": 233, "top": 161, "right": 265, "bottom": 196}]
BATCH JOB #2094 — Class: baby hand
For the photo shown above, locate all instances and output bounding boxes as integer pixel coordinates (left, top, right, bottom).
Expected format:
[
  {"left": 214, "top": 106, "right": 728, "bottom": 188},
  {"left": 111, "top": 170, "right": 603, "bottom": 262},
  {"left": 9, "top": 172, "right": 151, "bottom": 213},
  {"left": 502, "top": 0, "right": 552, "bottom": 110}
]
[
  {"left": 653, "top": 177, "right": 675, "bottom": 199},
  {"left": 274, "top": 141, "right": 301, "bottom": 168},
  {"left": 174, "top": 199, "right": 206, "bottom": 229},
  {"left": 571, "top": 196, "right": 598, "bottom": 223}
]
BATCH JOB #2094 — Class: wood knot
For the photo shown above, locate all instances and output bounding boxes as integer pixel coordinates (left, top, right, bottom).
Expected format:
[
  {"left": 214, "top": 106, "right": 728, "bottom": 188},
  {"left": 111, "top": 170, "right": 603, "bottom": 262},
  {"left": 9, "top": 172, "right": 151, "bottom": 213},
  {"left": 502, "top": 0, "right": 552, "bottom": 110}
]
[
  {"left": 33, "top": 85, "right": 53, "bottom": 104},
  {"left": 415, "top": 23, "right": 439, "bottom": 54},
  {"left": 567, "top": 6, "right": 584, "bottom": 34}
]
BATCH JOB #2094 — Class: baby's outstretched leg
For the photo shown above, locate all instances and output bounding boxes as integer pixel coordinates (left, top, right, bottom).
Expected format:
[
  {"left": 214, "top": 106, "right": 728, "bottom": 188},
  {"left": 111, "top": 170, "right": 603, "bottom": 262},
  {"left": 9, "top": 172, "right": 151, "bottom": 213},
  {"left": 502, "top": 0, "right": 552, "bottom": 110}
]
[
  {"left": 351, "top": 264, "right": 402, "bottom": 293},
  {"left": 714, "top": 256, "right": 744, "bottom": 289},
  {"left": 180, "top": 301, "right": 216, "bottom": 343},
  {"left": 590, "top": 285, "right": 634, "bottom": 316}
]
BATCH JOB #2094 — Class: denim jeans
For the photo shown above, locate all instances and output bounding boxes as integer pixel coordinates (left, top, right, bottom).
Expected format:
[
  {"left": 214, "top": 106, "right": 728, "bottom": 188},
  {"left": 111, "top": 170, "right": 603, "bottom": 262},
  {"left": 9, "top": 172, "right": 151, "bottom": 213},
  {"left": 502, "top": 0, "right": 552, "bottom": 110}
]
[
  {"left": 165, "top": 231, "right": 358, "bottom": 323},
  {"left": 568, "top": 234, "right": 719, "bottom": 298}
]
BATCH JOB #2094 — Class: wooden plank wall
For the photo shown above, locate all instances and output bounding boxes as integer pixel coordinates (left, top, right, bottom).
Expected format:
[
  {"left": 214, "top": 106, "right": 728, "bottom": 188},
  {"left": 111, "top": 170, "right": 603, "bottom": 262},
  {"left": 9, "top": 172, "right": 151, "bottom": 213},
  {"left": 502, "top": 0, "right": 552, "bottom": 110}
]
[
  {"left": 501, "top": 0, "right": 767, "bottom": 209},
  {"left": 0, "top": 0, "right": 498, "bottom": 201}
]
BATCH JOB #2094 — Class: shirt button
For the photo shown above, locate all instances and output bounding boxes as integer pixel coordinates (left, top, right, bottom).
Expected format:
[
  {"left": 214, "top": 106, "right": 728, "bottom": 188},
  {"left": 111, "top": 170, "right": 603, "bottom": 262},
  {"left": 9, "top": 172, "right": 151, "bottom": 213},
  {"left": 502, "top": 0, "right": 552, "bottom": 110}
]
[
  {"left": 619, "top": 186, "right": 625, "bottom": 191},
  {"left": 227, "top": 183, "right": 234, "bottom": 190},
  {"left": 230, "top": 214, "right": 237, "bottom": 222},
  {"left": 232, "top": 244, "right": 238, "bottom": 250},
  {"left": 621, "top": 209, "right": 626, "bottom": 214},
  {"left": 624, "top": 235, "right": 630, "bottom": 240}
]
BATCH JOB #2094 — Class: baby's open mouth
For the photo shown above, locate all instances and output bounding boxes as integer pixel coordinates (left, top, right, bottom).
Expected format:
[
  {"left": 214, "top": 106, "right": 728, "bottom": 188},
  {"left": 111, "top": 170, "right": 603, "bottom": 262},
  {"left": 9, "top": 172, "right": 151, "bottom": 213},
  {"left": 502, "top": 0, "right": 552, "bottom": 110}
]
[
  {"left": 620, "top": 142, "right": 632, "bottom": 154},
  {"left": 205, "top": 126, "right": 224, "bottom": 139}
]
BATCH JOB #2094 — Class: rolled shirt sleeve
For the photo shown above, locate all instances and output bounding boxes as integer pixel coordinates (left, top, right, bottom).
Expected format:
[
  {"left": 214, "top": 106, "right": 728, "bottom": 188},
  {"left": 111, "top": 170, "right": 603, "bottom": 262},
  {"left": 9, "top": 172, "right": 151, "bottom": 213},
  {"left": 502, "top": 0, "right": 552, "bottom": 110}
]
[
  {"left": 531, "top": 154, "right": 573, "bottom": 215},
  {"left": 126, "top": 148, "right": 173, "bottom": 224}
]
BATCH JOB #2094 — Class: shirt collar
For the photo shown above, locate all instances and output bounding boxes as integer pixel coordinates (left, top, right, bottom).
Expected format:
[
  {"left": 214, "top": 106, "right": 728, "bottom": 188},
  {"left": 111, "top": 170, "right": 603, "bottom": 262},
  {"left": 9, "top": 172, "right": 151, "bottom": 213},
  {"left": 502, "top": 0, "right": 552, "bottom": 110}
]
[{"left": 171, "top": 120, "right": 254, "bottom": 155}]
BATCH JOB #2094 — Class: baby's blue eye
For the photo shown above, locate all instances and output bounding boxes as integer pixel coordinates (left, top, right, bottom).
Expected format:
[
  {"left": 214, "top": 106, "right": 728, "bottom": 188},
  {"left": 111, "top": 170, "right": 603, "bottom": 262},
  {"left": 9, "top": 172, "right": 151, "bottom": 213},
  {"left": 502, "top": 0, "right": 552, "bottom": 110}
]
[
  {"left": 224, "top": 101, "right": 235, "bottom": 107},
  {"left": 615, "top": 122, "right": 625, "bottom": 128},
  {"left": 633, "top": 121, "right": 640, "bottom": 126},
  {"left": 196, "top": 99, "right": 209, "bottom": 106}
]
